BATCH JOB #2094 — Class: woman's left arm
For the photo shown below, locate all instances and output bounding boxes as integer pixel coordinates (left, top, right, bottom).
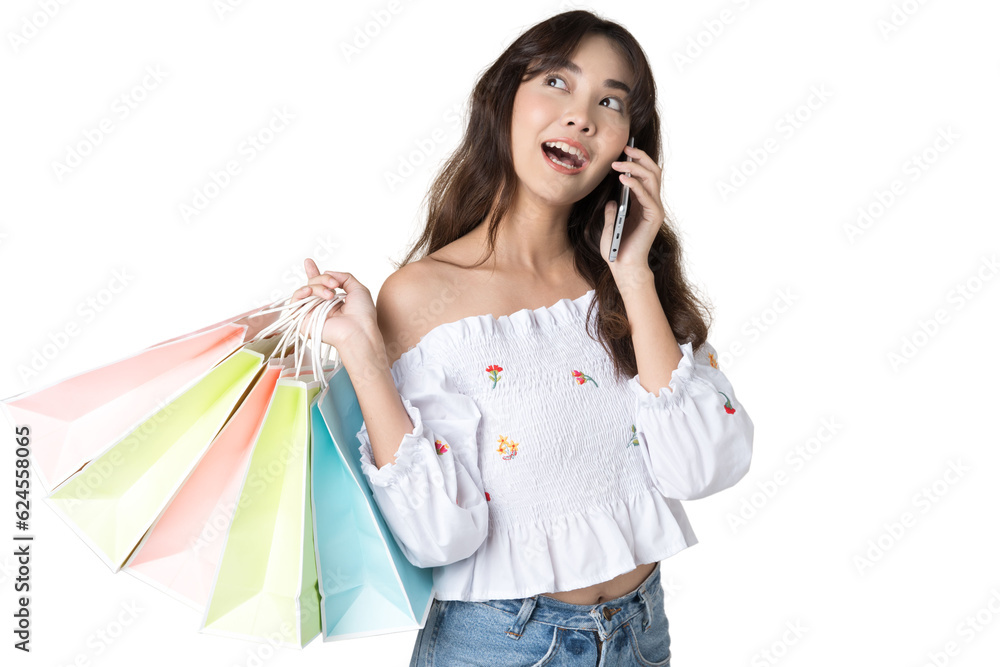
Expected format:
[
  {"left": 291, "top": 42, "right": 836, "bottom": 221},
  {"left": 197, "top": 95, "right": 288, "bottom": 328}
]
[
  {"left": 603, "top": 145, "right": 753, "bottom": 500},
  {"left": 620, "top": 274, "right": 754, "bottom": 500}
]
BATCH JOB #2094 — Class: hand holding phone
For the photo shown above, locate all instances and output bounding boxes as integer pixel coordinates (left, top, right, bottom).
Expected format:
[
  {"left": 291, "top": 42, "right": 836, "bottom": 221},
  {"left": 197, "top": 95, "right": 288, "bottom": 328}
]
[{"left": 608, "top": 136, "right": 635, "bottom": 263}]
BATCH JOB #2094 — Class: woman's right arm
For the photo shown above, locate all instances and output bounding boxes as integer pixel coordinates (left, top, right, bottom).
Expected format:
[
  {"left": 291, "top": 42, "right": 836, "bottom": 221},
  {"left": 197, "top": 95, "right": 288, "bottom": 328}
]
[
  {"left": 290, "top": 259, "right": 414, "bottom": 468},
  {"left": 339, "top": 339, "right": 414, "bottom": 470},
  {"left": 297, "top": 262, "right": 489, "bottom": 568}
]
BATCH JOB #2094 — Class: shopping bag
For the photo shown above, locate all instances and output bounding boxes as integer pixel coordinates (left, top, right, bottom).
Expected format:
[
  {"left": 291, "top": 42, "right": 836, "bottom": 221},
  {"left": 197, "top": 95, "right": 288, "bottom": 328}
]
[
  {"left": 310, "top": 364, "right": 435, "bottom": 641},
  {"left": 122, "top": 355, "right": 291, "bottom": 610},
  {"left": 44, "top": 336, "right": 280, "bottom": 572},
  {"left": 199, "top": 350, "right": 332, "bottom": 649},
  {"left": 1, "top": 302, "right": 283, "bottom": 493},
  {"left": 6, "top": 284, "right": 439, "bottom": 648}
]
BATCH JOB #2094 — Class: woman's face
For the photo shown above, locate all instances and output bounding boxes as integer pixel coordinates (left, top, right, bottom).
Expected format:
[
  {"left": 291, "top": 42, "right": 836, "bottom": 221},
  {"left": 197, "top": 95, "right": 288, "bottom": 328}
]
[{"left": 510, "top": 33, "right": 634, "bottom": 209}]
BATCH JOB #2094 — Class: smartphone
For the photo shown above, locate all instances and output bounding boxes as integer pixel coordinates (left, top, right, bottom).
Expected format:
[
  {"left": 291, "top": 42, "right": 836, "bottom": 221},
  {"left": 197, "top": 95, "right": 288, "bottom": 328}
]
[{"left": 608, "top": 135, "right": 635, "bottom": 263}]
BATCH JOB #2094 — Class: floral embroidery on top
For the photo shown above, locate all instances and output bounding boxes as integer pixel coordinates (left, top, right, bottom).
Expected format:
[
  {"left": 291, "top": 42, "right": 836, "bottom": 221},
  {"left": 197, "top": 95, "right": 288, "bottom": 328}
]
[
  {"left": 486, "top": 364, "right": 503, "bottom": 389},
  {"left": 708, "top": 352, "right": 719, "bottom": 369},
  {"left": 719, "top": 391, "right": 736, "bottom": 414},
  {"left": 572, "top": 369, "right": 599, "bottom": 387},
  {"left": 626, "top": 424, "right": 639, "bottom": 447},
  {"left": 485, "top": 491, "right": 491, "bottom": 501},
  {"left": 434, "top": 439, "right": 449, "bottom": 455},
  {"left": 495, "top": 435, "right": 519, "bottom": 460}
]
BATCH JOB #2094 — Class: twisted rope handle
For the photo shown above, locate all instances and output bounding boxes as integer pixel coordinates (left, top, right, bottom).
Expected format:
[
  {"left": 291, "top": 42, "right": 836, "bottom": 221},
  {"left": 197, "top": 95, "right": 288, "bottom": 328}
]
[{"left": 244, "top": 292, "right": 346, "bottom": 390}]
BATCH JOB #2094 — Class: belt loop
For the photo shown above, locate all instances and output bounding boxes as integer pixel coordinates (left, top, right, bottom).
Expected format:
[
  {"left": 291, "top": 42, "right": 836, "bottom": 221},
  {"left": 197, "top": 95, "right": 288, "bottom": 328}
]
[
  {"left": 638, "top": 583, "right": 653, "bottom": 632},
  {"left": 505, "top": 595, "right": 538, "bottom": 640}
]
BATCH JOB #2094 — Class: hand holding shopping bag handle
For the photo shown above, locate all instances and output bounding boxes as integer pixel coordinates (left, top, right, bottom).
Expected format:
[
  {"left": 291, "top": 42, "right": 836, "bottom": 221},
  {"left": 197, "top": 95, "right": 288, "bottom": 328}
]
[{"left": 288, "top": 257, "right": 382, "bottom": 355}]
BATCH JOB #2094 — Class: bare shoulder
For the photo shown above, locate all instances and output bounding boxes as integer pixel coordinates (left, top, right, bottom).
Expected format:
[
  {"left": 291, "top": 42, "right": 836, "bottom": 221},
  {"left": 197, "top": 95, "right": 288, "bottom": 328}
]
[
  {"left": 375, "top": 232, "right": 589, "bottom": 367},
  {"left": 375, "top": 258, "right": 459, "bottom": 367}
]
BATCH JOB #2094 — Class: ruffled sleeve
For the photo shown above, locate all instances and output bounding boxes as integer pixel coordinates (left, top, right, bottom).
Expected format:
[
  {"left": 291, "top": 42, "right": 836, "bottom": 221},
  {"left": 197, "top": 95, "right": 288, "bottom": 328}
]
[
  {"left": 627, "top": 340, "right": 754, "bottom": 500},
  {"left": 356, "top": 350, "right": 489, "bottom": 568}
]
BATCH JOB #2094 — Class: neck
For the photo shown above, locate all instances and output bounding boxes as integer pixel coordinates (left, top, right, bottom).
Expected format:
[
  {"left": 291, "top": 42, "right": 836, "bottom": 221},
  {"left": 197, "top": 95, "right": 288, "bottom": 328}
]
[{"left": 471, "top": 194, "right": 576, "bottom": 281}]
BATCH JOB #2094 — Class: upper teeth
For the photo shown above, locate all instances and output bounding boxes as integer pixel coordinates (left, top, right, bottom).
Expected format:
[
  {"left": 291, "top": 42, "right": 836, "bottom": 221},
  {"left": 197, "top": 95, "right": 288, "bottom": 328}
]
[{"left": 544, "top": 141, "right": 586, "bottom": 162}]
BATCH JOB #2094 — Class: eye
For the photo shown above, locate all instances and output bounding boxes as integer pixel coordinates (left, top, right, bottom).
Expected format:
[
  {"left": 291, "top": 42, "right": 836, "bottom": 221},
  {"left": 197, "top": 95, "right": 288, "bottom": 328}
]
[
  {"left": 543, "top": 73, "right": 568, "bottom": 90},
  {"left": 603, "top": 96, "right": 626, "bottom": 113},
  {"left": 543, "top": 73, "right": 626, "bottom": 114}
]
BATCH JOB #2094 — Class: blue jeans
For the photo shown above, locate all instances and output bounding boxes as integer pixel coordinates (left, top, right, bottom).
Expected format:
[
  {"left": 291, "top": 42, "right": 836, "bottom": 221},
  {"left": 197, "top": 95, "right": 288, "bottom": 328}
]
[{"left": 409, "top": 562, "right": 670, "bottom": 666}]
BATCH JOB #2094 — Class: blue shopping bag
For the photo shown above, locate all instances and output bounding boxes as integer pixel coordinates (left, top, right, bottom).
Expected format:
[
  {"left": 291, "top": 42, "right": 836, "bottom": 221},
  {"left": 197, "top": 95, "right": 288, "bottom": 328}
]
[{"left": 309, "top": 363, "right": 435, "bottom": 641}]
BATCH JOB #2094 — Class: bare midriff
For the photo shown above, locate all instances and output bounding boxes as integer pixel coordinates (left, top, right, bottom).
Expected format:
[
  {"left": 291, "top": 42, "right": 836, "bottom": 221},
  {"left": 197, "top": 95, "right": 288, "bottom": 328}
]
[{"left": 539, "top": 562, "right": 658, "bottom": 605}]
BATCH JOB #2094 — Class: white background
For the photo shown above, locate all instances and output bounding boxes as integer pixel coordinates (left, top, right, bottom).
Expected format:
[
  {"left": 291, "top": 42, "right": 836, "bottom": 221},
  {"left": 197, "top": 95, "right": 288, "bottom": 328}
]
[{"left": 2, "top": 0, "right": 999, "bottom": 665}]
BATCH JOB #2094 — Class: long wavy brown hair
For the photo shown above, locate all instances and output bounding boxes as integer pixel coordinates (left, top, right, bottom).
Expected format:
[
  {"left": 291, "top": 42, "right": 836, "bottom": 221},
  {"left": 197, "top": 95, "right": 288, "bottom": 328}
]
[{"left": 393, "top": 9, "right": 713, "bottom": 381}]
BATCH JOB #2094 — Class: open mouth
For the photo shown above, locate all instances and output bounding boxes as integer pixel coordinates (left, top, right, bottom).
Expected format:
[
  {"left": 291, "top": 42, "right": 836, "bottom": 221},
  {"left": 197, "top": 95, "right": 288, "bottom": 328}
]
[{"left": 541, "top": 141, "right": 588, "bottom": 171}]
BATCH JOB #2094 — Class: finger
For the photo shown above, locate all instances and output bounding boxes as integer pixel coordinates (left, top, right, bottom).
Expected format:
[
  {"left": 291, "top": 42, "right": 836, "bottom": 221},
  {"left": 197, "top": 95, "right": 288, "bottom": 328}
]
[
  {"left": 604, "top": 199, "right": 618, "bottom": 229},
  {"left": 291, "top": 286, "right": 313, "bottom": 301},
  {"left": 612, "top": 160, "right": 651, "bottom": 187},
  {"left": 304, "top": 257, "right": 319, "bottom": 279},
  {"left": 619, "top": 171, "right": 645, "bottom": 198},
  {"left": 308, "top": 273, "right": 339, "bottom": 288},
  {"left": 619, "top": 172, "right": 653, "bottom": 213},
  {"left": 618, "top": 165, "right": 660, "bottom": 204},
  {"left": 294, "top": 284, "right": 336, "bottom": 300},
  {"left": 622, "top": 145, "right": 662, "bottom": 178},
  {"left": 623, "top": 144, "right": 654, "bottom": 165},
  {"left": 600, "top": 200, "right": 614, "bottom": 252},
  {"left": 616, "top": 157, "right": 661, "bottom": 185},
  {"left": 323, "top": 271, "right": 368, "bottom": 294}
]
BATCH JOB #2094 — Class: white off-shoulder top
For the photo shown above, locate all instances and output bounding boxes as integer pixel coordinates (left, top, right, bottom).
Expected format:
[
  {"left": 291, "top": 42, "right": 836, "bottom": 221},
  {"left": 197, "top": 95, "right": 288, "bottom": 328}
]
[{"left": 355, "top": 288, "right": 754, "bottom": 602}]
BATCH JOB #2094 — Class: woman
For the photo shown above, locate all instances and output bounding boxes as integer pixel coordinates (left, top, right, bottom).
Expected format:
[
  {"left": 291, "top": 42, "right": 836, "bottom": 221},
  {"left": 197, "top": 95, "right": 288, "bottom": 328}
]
[{"left": 293, "top": 10, "right": 753, "bottom": 666}]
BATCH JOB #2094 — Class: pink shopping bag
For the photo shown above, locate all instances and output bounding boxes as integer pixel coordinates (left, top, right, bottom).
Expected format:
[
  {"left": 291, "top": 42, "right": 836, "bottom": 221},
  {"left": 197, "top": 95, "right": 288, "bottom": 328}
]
[
  {"left": 1, "top": 304, "right": 283, "bottom": 493},
  {"left": 122, "top": 357, "right": 289, "bottom": 610}
]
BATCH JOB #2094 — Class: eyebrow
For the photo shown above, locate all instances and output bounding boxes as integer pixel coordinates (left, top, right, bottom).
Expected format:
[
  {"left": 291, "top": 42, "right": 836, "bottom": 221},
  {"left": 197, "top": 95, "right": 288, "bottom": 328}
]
[{"left": 552, "top": 57, "right": 632, "bottom": 95}]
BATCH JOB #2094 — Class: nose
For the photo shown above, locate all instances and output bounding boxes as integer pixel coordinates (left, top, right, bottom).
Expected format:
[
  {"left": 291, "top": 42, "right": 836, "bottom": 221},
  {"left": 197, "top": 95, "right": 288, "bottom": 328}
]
[{"left": 562, "top": 101, "right": 593, "bottom": 135}]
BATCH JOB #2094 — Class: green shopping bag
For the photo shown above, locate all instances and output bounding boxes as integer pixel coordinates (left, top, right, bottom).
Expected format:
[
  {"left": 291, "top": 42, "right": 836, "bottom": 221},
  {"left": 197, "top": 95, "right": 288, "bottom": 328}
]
[
  {"left": 45, "top": 338, "right": 278, "bottom": 572},
  {"left": 199, "top": 365, "right": 327, "bottom": 649}
]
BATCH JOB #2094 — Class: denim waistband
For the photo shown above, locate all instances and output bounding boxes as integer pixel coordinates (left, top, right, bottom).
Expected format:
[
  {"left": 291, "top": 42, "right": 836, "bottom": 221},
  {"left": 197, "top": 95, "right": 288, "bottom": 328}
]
[{"left": 474, "top": 561, "right": 661, "bottom": 642}]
